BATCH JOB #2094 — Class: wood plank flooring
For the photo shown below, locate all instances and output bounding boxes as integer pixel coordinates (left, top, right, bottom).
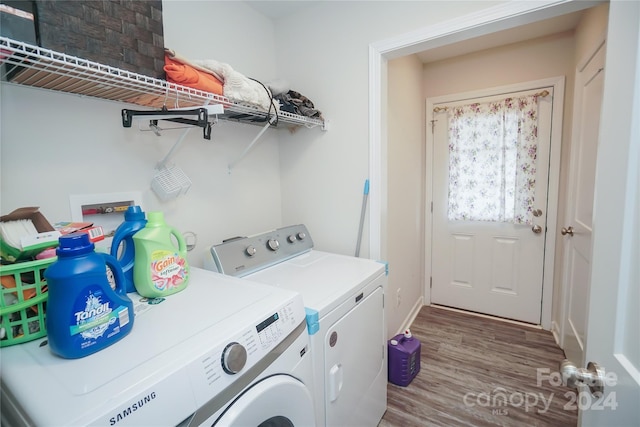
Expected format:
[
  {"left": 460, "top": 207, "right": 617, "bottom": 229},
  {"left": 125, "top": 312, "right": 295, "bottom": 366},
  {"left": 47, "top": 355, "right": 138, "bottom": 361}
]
[{"left": 379, "top": 305, "right": 578, "bottom": 427}]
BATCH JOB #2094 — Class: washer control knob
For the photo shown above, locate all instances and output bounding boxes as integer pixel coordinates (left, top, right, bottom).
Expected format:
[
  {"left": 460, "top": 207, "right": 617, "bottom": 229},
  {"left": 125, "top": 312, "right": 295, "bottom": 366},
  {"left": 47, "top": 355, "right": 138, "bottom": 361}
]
[
  {"left": 221, "top": 342, "right": 247, "bottom": 375},
  {"left": 267, "top": 239, "right": 280, "bottom": 251},
  {"left": 297, "top": 232, "right": 306, "bottom": 241},
  {"left": 288, "top": 235, "right": 297, "bottom": 243},
  {"left": 245, "top": 245, "right": 257, "bottom": 257}
]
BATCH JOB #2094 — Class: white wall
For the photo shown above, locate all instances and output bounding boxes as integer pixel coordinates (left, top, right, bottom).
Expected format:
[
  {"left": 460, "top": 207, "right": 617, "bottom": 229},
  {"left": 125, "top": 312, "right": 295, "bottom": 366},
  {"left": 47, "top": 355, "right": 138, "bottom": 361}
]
[
  {"left": 1, "top": 1, "right": 284, "bottom": 268},
  {"left": 422, "top": 31, "right": 576, "bottom": 99},
  {"left": 272, "top": 1, "right": 500, "bottom": 335},
  {"left": 573, "top": 3, "right": 610, "bottom": 65},
  {"left": 386, "top": 54, "right": 426, "bottom": 335},
  {"left": 274, "top": 1, "right": 501, "bottom": 257}
]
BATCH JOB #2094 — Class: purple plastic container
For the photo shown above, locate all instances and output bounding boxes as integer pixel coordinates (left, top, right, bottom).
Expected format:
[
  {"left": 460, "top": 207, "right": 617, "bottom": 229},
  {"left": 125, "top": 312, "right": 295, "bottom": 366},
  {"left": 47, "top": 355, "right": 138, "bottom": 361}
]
[{"left": 388, "top": 329, "right": 421, "bottom": 386}]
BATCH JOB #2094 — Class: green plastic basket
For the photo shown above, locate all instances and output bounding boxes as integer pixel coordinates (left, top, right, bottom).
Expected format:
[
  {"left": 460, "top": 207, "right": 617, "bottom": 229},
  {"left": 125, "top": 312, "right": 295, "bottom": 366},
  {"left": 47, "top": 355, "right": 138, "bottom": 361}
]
[{"left": 0, "top": 257, "right": 55, "bottom": 347}]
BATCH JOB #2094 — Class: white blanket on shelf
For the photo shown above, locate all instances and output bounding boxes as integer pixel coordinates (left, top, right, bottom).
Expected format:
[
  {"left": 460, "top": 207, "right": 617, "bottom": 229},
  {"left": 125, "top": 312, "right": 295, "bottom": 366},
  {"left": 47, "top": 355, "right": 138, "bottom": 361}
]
[{"left": 193, "top": 59, "right": 276, "bottom": 112}]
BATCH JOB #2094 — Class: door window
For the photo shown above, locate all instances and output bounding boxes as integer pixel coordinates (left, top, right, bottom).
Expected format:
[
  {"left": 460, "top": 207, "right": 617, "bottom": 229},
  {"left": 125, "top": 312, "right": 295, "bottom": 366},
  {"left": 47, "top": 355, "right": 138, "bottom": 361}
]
[{"left": 447, "top": 94, "right": 542, "bottom": 225}]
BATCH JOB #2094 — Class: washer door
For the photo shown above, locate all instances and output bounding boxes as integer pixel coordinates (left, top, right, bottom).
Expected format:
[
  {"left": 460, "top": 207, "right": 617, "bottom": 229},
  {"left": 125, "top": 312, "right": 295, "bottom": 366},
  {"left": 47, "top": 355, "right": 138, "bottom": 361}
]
[{"left": 213, "top": 375, "right": 315, "bottom": 426}]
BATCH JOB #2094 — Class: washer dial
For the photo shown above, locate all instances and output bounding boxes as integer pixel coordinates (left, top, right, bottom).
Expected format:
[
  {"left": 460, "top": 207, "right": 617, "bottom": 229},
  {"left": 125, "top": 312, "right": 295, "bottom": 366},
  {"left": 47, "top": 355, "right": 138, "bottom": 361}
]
[{"left": 221, "top": 342, "right": 247, "bottom": 374}]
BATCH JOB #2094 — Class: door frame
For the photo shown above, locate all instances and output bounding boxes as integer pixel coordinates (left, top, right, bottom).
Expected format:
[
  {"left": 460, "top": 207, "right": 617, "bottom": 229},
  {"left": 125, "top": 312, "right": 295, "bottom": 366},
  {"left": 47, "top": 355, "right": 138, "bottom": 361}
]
[
  {"left": 425, "top": 77, "right": 565, "bottom": 328},
  {"left": 367, "top": 0, "right": 602, "bottom": 330}
]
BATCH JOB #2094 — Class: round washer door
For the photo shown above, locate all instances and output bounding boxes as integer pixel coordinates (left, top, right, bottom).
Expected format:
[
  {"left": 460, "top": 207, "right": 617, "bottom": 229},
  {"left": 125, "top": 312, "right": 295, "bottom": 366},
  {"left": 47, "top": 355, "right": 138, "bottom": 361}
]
[{"left": 214, "top": 375, "right": 315, "bottom": 426}]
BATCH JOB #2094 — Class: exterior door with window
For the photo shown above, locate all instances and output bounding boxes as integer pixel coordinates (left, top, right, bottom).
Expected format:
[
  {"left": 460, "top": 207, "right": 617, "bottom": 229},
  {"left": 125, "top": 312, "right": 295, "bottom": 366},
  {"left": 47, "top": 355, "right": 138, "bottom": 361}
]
[{"left": 431, "top": 87, "right": 555, "bottom": 324}]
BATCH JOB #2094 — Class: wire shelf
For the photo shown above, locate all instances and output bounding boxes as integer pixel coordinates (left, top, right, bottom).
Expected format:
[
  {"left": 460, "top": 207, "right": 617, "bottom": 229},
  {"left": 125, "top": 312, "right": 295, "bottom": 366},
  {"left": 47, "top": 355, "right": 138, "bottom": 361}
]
[{"left": 0, "top": 36, "right": 325, "bottom": 129}]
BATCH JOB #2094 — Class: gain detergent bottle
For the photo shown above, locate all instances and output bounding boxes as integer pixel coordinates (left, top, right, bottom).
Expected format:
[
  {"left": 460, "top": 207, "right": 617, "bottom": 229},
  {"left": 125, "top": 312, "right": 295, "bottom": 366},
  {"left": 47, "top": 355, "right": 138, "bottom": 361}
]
[{"left": 132, "top": 211, "right": 189, "bottom": 298}]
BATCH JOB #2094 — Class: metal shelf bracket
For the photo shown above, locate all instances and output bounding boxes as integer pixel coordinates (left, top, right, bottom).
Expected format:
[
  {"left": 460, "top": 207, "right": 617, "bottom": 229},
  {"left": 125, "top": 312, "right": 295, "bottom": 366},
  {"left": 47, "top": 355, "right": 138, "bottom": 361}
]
[{"left": 228, "top": 115, "right": 277, "bottom": 173}]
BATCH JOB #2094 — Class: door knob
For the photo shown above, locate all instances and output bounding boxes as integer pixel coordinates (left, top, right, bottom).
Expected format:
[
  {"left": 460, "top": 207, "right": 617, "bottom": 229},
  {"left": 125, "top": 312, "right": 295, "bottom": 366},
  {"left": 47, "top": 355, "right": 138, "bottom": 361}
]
[
  {"left": 561, "top": 226, "right": 574, "bottom": 236},
  {"left": 560, "top": 359, "right": 605, "bottom": 396},
  {"left": 533, "top": 209, "right": 543, "bottom": 217},
  {"left": 532, "top": 224, "right": 543, "bottom": 234}
]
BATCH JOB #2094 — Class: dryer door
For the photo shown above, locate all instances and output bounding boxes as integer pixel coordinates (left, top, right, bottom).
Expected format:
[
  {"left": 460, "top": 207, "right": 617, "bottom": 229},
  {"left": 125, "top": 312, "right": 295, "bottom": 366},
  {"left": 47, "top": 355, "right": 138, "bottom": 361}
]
[
  {"left": 324, "top": 285, "right": 386, "bottom": 427},
  {"left": 213, "top": 375, "right": 315, "bottom": 426}
]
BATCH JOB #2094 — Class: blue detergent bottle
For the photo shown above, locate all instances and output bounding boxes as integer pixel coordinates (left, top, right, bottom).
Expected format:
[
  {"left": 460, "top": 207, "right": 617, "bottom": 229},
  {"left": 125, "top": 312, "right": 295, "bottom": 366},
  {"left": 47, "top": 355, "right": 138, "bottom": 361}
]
[
  {"left": 110, "top": 205, "right": 147, "bottom": 293},
  {"left": 44, "top": 233, "right": 135, "bottom": 359}
]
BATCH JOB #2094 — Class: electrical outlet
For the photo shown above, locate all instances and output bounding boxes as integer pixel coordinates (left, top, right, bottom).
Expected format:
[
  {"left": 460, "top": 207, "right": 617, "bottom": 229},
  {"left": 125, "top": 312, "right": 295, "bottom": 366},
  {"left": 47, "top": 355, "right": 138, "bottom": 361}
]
[{"left": 396, "top": 288, "right": 401, "bottom": 307}]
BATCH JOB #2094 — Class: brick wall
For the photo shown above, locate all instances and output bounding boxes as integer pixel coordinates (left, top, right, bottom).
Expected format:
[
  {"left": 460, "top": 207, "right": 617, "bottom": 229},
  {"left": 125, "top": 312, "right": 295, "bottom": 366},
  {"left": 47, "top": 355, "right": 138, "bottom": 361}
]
[{"left": 36, "top": 0, "right": 165, "bottom": 78}]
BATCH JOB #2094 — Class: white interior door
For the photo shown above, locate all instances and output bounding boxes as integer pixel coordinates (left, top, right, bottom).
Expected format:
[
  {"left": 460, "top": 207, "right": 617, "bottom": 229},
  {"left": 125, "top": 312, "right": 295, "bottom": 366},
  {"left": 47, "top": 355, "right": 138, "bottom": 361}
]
[
  {"left": 560, "top": 41, "right": 606, "bottom": 366},
  {"left": 430, "top": 84, "right": 556, "bottom": 324},
  {"left": 567, "top": 2, "right": 640, "bottom": 424}
]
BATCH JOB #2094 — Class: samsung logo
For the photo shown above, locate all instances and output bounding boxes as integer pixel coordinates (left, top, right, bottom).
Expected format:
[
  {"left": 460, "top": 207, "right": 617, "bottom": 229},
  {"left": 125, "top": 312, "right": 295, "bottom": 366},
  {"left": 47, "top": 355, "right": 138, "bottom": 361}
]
[{"left": 109, "top": 392, "right": 157, "bottom": 425}]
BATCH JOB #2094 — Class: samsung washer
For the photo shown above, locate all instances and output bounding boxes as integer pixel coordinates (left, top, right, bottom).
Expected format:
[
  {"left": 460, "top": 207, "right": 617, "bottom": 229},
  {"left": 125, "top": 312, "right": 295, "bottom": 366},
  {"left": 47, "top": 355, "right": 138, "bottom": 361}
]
[
  {"left": 0, "top": 267, "right": 315, "bottom": 426},
  {"left": 206, "top": 224, "right": 388, "bottom": 427}
]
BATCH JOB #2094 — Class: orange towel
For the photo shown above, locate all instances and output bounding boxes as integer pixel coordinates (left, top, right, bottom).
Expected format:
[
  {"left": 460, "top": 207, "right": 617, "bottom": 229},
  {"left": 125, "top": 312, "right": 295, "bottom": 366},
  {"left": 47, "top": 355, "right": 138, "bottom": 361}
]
[{"left": 164, "top": 55, "right": 223, "bottom": 95}]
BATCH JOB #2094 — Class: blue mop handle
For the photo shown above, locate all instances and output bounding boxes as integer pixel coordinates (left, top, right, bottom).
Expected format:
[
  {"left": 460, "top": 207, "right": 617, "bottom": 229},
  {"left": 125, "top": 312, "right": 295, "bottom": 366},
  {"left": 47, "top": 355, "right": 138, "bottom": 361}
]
[{"left": 355, "top": 179, "right": 370, "bottom": 257}]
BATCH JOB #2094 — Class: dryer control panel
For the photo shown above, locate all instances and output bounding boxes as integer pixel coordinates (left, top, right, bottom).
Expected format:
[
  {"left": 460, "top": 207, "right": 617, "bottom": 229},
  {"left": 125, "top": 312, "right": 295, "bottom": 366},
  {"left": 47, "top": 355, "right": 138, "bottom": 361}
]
[{"left": 206, "top": 224, "right": 314, "bottom": 277}]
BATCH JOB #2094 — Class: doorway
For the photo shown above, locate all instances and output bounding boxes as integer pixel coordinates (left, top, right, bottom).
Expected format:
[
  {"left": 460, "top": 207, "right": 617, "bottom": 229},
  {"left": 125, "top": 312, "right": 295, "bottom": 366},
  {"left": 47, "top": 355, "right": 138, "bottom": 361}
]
[
  {"left": 428, "top": 81, "right": 563, "bottom": 324},
  {"left": 373, "top": 2, "right": 640, "bottom": 424},
  {"left": 370, "top": 1, "right": 602, "bottom": 331}
]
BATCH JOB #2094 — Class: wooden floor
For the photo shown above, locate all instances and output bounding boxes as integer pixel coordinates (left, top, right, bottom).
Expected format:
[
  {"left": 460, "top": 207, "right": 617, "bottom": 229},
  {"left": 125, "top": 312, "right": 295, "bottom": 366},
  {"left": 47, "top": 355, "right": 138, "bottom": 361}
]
[{"left": 379, "top": 306, "right": 578, "bottom": 427}]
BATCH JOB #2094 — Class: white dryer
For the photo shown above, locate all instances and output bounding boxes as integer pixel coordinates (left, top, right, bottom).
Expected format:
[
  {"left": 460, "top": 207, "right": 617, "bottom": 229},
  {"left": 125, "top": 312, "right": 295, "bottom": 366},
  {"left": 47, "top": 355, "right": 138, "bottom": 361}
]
[
  {"left": 1, "top": 267, "right": 315, "bottom": 427},
  {"left": 206, "top": 224, "right": 388, "bottom": 427}
]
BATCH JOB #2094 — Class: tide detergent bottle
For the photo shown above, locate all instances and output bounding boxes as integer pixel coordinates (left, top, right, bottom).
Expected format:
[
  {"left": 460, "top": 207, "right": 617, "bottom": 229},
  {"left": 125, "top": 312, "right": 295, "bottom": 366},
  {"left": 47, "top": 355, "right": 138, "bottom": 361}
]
[
  {"left": 132, "top": 211, "right": 189, "bottom": 298},
  {"left": 44, "top": 233, "right": 135, "bottom": 359},
  {"left": 110, "top": 205, "right": 147, "bottom": 293}
]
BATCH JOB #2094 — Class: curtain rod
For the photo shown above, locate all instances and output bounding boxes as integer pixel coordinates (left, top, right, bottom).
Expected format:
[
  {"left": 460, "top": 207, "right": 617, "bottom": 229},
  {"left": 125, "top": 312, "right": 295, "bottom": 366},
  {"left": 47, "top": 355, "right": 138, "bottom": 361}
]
[{"left": 433, "top": 89, "right": 550, "bottom": 113}]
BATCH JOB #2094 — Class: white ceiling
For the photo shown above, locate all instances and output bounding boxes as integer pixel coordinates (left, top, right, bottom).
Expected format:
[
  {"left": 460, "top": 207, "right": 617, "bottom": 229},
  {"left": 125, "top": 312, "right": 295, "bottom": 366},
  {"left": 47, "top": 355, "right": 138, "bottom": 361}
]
[
  {"left": 245, "top": 1, "right": 319, "bottom": 19},
  {"left": 245, "top": 2, "right": 585, "bottom": 64}
]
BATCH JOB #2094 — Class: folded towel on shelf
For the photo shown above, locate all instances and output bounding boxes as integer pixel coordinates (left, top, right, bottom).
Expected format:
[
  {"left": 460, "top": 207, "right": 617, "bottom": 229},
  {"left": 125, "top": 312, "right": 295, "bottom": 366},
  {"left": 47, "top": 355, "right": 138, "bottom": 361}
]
[
  {"left": 193, "top": 58, "right": 276, "bottom": 112},
  {"left": 164, "top": 48, "right": 224, "bottom": 81},
  {"left": 163, "top": 54, "right": 224, "bottom": 95}
]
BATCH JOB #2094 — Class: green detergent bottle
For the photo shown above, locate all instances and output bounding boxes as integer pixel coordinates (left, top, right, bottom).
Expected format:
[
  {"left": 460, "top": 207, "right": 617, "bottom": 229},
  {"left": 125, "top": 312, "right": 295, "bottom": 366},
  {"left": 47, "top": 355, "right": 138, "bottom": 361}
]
[{"left": 132, "top": 211, "right": 189, "bottom": 298}]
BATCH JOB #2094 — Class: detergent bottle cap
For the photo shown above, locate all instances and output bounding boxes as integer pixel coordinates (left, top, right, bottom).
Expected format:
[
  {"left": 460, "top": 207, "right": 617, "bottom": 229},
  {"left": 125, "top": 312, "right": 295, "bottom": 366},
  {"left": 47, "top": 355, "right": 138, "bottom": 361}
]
[
  {"left": 56, "top": 233, "right": 94, "bottom": 257},
  {"left": 403, "top": 329, "right": 413, "bottom": 339},
  {"left": 124, "top": 205, "right": 145, "bottom": 221}
]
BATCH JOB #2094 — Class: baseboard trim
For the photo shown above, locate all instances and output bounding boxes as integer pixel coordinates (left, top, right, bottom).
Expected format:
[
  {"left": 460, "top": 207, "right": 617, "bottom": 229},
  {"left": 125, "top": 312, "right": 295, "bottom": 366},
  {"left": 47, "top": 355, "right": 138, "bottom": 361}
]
[
  {"left": 550, "top": 320, "right": 562, "bottom": 347},
  {"left": 395, "top": 296, "right": 424, "bottom": 336}
]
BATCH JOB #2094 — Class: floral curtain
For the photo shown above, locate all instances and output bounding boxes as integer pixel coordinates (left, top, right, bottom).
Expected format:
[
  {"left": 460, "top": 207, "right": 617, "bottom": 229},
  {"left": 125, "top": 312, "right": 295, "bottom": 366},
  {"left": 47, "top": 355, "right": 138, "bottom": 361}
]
[{"left": 447, "top": 94, "right": 540, "bottom": 225}]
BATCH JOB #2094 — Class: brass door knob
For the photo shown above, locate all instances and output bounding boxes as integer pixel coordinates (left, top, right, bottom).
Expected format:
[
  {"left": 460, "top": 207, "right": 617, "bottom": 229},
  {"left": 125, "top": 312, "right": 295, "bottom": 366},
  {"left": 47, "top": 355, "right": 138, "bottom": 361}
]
[
  {"left": 561, "top": 226, "right": 574, "bottom": 236},
  {"left": 532, "top": 225, "right": 543, "bottom": 234}
]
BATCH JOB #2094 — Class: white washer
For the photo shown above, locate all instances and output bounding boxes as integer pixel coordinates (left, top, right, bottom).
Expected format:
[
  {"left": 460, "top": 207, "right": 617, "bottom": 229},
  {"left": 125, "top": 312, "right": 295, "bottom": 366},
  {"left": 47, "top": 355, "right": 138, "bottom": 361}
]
[
  {"left": 0, "top": 267, "right": 315, "bottom": 427},
  {"left": 206, "top": 224, "right": 388, "bottom": 427}
]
